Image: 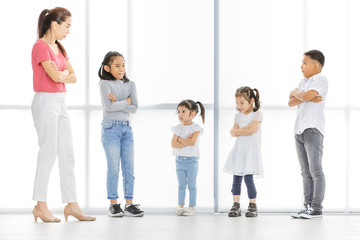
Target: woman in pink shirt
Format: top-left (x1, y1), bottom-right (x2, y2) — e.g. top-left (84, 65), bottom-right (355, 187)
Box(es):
top-left (31, 7), bottom-right (95, 222)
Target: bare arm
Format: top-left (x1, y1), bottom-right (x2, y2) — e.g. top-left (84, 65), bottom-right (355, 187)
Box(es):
top-left (288, 89), bottom-right (323, 107)
top-left (230, 121), bottom-right (261, 137)
top-left (62, 61), bottom-right (76, 83)
top-left (171, 134), bottom-right (185, 148)
top-left (290, 88), bottom-right (319, 102)
top-left (288, 96), bottom-right (304, 107)
top-left (178, 131), bottom-right (201, 146)
top-left (40, 60), bottom-right (76, 83)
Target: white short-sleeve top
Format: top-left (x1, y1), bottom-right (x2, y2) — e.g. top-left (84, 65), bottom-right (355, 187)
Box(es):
top-left (171, 123), bottom-right (203, 157)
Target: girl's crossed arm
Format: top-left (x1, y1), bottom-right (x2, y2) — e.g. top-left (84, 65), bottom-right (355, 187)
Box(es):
top-left (171, 131), bottom-right (201, 148)
top-left (107, 83), bottom-right (138, 114)
top-left (230, 121), bottom-right (261, 137)
top-left (100, 82), bottom-right (137, 113)
top-left (171, 134), bottom-right (184, 148)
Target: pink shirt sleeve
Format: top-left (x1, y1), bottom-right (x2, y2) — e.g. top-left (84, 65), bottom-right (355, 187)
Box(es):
top-left (33, 42), bottom-right (51, 65)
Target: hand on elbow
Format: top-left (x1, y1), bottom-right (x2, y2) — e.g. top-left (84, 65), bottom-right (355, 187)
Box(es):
top-left (230, 129), bottom-right (237, 137)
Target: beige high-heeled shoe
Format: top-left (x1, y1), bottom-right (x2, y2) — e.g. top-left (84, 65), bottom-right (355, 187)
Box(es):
top-left (32, 206), bottom-right (61, 223)
top-left (64, 204), bottom-right (96, 221)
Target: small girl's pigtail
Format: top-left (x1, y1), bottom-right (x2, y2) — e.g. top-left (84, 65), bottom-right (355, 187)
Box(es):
top-left (253, 88), bottom-right (261, 112)
top-left (196, 101), bottom-right (205, 124)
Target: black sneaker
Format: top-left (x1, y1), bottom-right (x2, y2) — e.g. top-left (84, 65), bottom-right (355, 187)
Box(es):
top-left (124, 204), bottom-right (144, 217)
top-left (291, 205), bottom-right (310, 218)
top-left (300, 207), bottom-right (323, 219)
top-left (245, 203), bottom-right (258, 217)
top-left (108, 204), bottom-right (124, 217)
top-left (228, 202), bottom-right (241, 217)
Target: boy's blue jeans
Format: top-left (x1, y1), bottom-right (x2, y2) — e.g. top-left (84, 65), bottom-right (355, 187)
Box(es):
top-left (295, 128), bottom-right (325, 211)
top-left (101, 120), bottom-right (135, 200)
top-left (176, 156), bottom-right (199, 207)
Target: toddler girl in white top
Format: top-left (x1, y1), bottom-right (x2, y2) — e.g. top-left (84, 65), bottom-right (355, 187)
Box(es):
top-left (171, 100), bottom-right (205, 216)
top-left (223, 87), bottom-right (263, 218)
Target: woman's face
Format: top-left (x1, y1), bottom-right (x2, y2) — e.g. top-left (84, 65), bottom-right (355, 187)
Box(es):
top-left (54, 17), bottom-right (72, 40)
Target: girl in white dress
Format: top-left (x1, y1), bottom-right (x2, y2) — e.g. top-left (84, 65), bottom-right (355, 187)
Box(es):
top-left (223, 87), bottom-right (263, 217)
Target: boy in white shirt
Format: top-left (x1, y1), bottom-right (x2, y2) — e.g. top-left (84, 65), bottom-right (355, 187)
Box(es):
top-left (288, 50), bottom-right (328, 219)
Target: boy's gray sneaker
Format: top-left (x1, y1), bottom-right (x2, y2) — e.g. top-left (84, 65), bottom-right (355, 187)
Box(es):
top-left (300, 207), bottom-right (323, 219)
top-left (228, 202), bottom-right (241, 217)
top-left (291, 205), bottom-right (310, 218)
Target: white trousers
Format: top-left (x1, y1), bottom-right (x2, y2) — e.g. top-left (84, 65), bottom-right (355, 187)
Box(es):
top-left (31, 92), bottom-right (77, 203)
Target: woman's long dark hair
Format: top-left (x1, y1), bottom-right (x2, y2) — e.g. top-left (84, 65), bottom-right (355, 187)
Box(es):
top-left (235, 86), bottom-right (261, 112)
top-left (177, 100), bottom-right (205, 124)
top-left (98, 51), bottom-right (129, 82)
top-left (37, 7), bottom-right (71, 58)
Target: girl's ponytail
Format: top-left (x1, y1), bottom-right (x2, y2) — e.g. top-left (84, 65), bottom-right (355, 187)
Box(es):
top-left (253, 88), bottom-right (261, 112)
top-left (196, 101), bottom-right (205, 124)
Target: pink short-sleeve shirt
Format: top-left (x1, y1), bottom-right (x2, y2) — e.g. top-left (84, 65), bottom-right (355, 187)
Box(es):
top-left (32, 39), bottom-right (69, 92)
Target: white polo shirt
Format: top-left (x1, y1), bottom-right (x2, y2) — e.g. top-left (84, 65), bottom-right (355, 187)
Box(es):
top-left (294, 73), bottom-right (329, 135)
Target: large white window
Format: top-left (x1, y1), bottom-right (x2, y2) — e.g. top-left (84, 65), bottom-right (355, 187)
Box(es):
top-left (0, 0), bottom-right (359, 212)
top-left (218, 0), bottom-right (358, 211)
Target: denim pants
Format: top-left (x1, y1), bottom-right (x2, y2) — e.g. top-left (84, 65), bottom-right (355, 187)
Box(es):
top-left (231, 175), bottom-right (257, 199)
top-left (295, 128), bottom-right (325, 210)
top-left (176, 156), bottom-right (199, 207)
top-left (101, 120), bottom-right (135, 200)
top-left (31, 92), bottom-right (77, 203)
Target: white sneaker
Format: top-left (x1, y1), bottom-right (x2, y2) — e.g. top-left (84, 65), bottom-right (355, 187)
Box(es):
top-left (176, 207), bottom-right (185, 216)
top-left (183, 208), bottom-right (195, 216)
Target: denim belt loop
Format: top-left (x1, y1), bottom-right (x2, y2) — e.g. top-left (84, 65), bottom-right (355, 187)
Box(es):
top-left (113, 120), bottom-right (129, 126)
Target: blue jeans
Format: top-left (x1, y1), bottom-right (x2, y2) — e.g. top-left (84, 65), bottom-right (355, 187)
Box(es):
top-left (295, 128), bottom-right (325, 210)
top-left (231, 175), bottom-right (257, 199)
top-left (176, 156), bottom-right (199, 207)
top-left (101, 120), bottom-right (135, 200)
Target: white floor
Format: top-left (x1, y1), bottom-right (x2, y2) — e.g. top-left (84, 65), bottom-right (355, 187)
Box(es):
top-left (1, 213), bottom-right (360, 240)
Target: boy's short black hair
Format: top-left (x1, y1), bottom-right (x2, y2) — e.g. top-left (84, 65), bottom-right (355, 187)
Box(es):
top-left (304, 50), bottom-right (325, 68)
